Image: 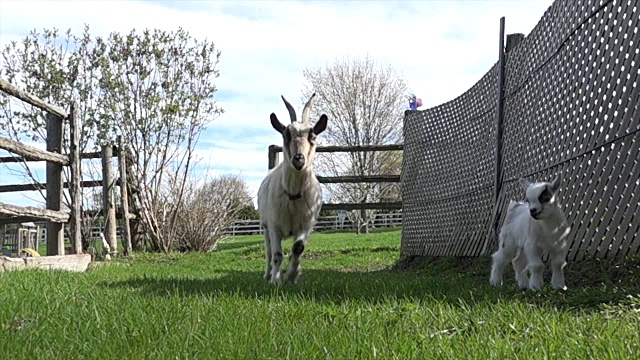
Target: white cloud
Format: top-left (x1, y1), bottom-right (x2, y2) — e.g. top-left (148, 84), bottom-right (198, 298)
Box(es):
top-left (0, 0), bottom-right (554, 206)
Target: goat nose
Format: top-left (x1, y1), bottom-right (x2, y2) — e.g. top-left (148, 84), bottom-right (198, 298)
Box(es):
top-left (292, 154), bottom-right (305, 169)
top-left (530, 208), bottom-right (538, 216)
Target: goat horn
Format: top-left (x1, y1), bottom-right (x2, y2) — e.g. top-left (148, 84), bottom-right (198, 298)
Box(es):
top-left (301, 93), bottom-right (316, 123)
top-left (281, 95), bottom-right (297, 123)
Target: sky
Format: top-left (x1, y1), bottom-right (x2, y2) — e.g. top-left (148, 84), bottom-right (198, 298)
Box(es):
top-left (0, 0), bottom-right (554, 208)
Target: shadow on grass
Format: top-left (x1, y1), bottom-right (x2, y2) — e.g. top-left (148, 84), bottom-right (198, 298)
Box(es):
top-left (217, 239), bottom-right (263, 251)
top-left (103, 258), bottom-right (640, 312)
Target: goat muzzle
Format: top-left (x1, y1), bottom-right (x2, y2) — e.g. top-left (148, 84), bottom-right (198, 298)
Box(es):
top-left (530, 209), bottom-right (541, 219)
top-left (292, 154), bottom-right (305, 170)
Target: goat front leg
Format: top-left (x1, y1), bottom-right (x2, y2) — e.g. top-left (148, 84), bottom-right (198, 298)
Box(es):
top-left (285, 232), bottom-right (309, 284)
top-left (524, 241), bottom-right (544, 291)
top-left (268, 228), bottom-right (284, 286)
top-left (550, 249), bottom-right (568, 290)
top-left (263, 228), bottom-right (272, 281)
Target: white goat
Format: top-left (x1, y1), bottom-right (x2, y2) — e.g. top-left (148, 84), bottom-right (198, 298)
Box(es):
top-left (489, 175), bottom-right (571, 291)
top-left (258, 93), bottom-right (328, 285)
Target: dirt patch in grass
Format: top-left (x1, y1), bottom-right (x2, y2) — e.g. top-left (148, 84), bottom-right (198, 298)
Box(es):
top-left (337, 264), bottom-right (390, 273)
top-left (304, 252), bottom-right (326, 260)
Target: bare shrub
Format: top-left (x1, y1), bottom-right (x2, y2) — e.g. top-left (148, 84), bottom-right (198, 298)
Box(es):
top-left (174, 174), bottom-right (252, 252)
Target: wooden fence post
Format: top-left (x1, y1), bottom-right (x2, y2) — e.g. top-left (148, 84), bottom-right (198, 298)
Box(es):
top-left (35, 224), bottom-right (40, 253)
top-left (46, 112), bottom-right (64, 256)
top-left (505, 33), bottom-right (524, 53)
top-left (123, 146), bottom-right (143, 251)
top-left (101, 144), bottom-right (118, 256)
top-left (268, 145), bottom-right (279, 170)
top-left (17, 228), bottom-right (23, 257)
top-left (69, 102), bottom-right (82, 254)
top-left (118, 136), bottom-right (132, 256)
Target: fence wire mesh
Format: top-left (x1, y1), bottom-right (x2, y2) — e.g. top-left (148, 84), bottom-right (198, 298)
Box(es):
top-left (402, 0), bottom-right (639, 260)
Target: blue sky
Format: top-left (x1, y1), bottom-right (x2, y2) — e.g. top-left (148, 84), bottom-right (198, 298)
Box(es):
top-left (0, 0), bottom-right (553, 207)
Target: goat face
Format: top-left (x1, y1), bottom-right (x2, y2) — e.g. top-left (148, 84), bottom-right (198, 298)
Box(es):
top-left (519, 175), bottom-right (562, 220)
top-left (269, 93), bottom-right (328, 171)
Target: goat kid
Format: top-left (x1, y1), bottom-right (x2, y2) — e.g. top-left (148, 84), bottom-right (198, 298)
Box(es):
top-left (490, 175), bottom-right (571, 291)
top-left (258, 93), bottom-right (328, 285)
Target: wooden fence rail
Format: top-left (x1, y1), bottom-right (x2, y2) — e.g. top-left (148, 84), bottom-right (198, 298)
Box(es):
top-left (0, 79), bottom-right (68, 118)
top-left (0, 148), bottom-right (118, 164)
top-left (0, 179), bottom-right (121, 193)
top-left (0, 136), bottom-right (70, 165)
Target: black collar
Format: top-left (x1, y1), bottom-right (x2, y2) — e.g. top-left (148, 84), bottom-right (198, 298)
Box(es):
top-left (284, 190), bottom-right (302, 201)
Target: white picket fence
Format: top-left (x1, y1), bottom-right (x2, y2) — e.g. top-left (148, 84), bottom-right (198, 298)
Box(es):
top-left (224, 212), bottom-right (403, 236)
top-left (21, 212), bottom-right (402, 244)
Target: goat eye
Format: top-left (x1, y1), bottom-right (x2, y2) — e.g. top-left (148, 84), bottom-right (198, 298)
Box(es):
top-left (539, 190), bottom-right (551, 203)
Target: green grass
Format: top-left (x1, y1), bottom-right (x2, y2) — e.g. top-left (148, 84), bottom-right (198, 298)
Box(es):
top-left (1, 230), bottom-right (638, 359)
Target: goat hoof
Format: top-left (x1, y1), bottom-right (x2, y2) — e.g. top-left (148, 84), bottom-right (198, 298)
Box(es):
top-left (285, 271), bottom-right (301, 284)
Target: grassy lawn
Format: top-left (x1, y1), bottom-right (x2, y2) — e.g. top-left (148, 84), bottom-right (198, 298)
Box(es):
top-left (1, 229), bottom-right (639, 359)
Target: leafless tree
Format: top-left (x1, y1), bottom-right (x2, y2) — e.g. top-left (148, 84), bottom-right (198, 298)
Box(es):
top-left (174, 174), bottom-right (252, 252)
top-left (301, 55), bottom-right (407, 233)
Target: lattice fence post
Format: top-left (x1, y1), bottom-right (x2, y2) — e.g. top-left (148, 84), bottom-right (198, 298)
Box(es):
top-left (482, 17), bottom-right (508, 256)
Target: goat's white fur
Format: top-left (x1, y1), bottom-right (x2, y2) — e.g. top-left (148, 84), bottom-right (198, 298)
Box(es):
top-left (490, 175), bottom-right (571, 291)
top-left (258, 94), bottom-right (327, 285)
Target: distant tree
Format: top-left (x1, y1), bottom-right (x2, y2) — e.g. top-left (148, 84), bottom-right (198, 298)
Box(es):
top-left (237, 204), bottom-right (260, 220)
top-left (302, 55), bottom-right (407, 233)
top-left (0, 26), bottom-right (223, 252)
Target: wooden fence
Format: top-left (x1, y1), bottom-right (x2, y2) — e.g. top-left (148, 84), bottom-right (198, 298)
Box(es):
top-left (0, 78), bottom-right (82, 256)
top-left (0, 78), bottom-right (135, 256)
top-left (267, 144), bottom-right (403, 211)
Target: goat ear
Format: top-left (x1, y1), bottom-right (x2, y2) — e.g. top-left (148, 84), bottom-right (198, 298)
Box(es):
top-left (270, 113), bottom-right (286, 134)
top-left (519, 178), bottom-right (531, 192)
top-left (313, 114), bottom-right (328, 135)
top-left (549, 174), bottom-right (562, 192)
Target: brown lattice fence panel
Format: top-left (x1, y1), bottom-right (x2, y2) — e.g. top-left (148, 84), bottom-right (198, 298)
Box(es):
top-left (402, 0), bottom-right (639, 260)
top-left (402, 65), bottom-right (498, 257)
